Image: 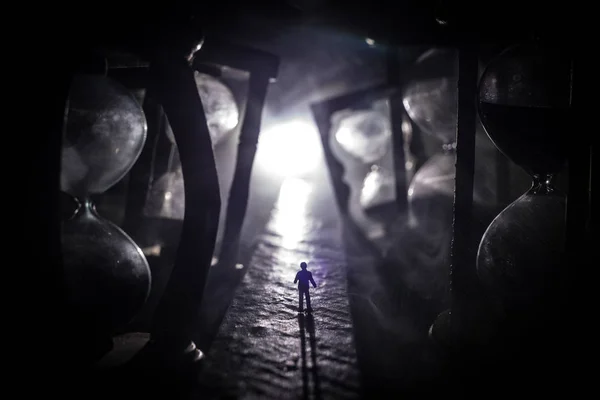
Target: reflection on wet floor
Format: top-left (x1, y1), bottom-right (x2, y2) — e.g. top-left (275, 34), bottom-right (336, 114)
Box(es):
top-left (197, 177), bottom-right (360, 399)
top-left (269, 177), bottom-right (313, 251)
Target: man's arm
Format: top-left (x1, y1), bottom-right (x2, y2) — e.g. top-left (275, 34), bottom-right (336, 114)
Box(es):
top-left (294, 272), bottom-right (299, 284)
top-left (309, 272), bottom-right (316, 288)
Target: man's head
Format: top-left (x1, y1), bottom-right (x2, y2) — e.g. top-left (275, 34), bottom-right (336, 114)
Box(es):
top-left (300, 262), bottom-right (307, 270)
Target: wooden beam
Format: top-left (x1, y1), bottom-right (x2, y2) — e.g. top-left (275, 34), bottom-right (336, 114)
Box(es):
top-left (193, 38), bottom-right (279, 79)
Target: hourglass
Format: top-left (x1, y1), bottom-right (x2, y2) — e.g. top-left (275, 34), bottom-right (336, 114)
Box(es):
top-left (164, 71), bottom-right (240, 148)
top-left (476, 41), bottom-right (572, 327)
top-left (401, 49), bottom-right (458, 277)
top-left (398, 47), bottom-right (499, 312)
top-left (398, 48), bottom-right (487, 299)
top-left (60, 72), bottom-right (151, 360)
top-left (332, 104), bottom-right (396, 222)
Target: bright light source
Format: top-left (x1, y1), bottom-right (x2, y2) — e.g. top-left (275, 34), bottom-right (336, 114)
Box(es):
top-left (365, 38), bottom-right (376, 46)
top-left (257, 120), bottom-right (320, 177)
top-left (270, 177), bottom-right (313, 250)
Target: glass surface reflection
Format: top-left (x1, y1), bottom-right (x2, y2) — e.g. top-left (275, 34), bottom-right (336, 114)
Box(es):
top-left (62, 74), bottom-right (147, 197)
top-left (144, 167), bottom-right (185, 219)
top-left (334, 109), bottom-right (391, 163)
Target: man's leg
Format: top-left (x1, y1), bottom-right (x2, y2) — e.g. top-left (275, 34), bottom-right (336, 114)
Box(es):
top-left (299, 290), bottom-right (304, 311)
top-left (305, 290), bottom-right (312, 311)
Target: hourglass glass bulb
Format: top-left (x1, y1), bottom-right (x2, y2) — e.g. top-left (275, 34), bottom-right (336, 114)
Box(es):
top-left (165, 72), bottom-right (239, 147)
top-left (61, 74), bottom-right (147, 197)
top-left (478, 42), bottom-right (572, 177)
top-left (61, 197), bottom-right (151, 335)
top-left (333, 109), bottom-right (391, 163)
top-left (402, 48), bottom-right (458, 145)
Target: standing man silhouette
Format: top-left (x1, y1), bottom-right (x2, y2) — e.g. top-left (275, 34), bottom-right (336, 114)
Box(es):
top-left (294, 262), bottom-right (317, 312)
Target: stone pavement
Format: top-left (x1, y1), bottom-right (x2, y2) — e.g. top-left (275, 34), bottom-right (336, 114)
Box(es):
top-left (90, 175), bottom-right (448, 398)
top-left (196, 177), bottom-right (361, 399)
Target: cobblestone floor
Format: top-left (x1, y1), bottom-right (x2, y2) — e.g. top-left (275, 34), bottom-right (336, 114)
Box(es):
top-left (197, 177), bottom-right (361, 399)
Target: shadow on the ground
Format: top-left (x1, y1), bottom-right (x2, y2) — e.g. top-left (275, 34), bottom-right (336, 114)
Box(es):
top-left (298, 313), bottom-right (322, 400)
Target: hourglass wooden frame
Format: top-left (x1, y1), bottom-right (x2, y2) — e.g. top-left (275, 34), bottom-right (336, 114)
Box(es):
top-left (429, 42), bottom-right (589, 356)
top-left (46, 34), bottom-right (280, 366)
top-left (123, 38), bottom-right (278, 356)
top-left (117, 39), bottom-right (279, 269)
top-left (315, 87), bottom-right (415, 257)
top-left (309, 51), bottom-right (422, 255)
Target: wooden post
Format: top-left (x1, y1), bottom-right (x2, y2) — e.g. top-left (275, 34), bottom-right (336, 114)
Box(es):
top-left (191, 39), bottom-right (279, 267)
top-left (448, 45), bottom-right (479, 338)
top-left (311, 102), bottom-right (351, 215)
top-left (387, 49), bottom-right (409, 211)
top-left (218, 72), bottom-right (270, 266)
top-left (148, 51), bottom-right (221, 350)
